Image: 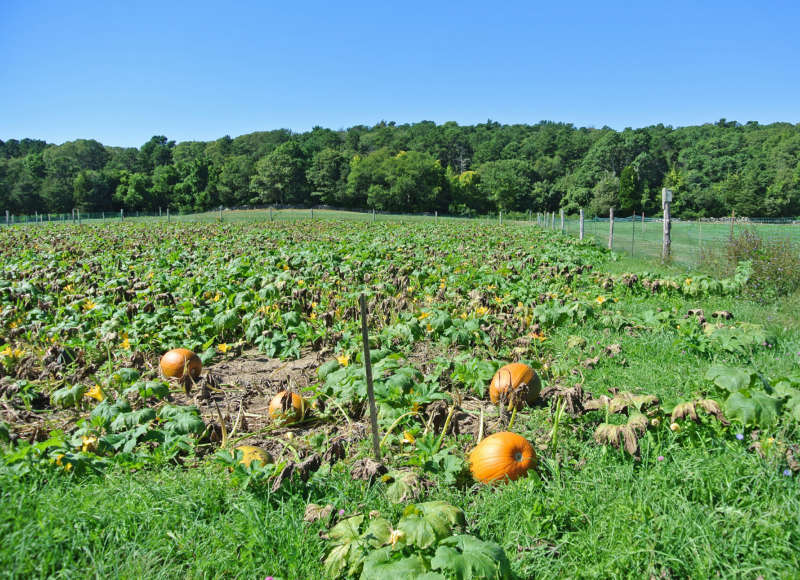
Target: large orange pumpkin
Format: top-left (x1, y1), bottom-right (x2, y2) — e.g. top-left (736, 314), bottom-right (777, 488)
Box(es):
top-left (160, 348), bottom-right (202, 381)
top-left (489, 362), bottom-right (541, 408)
top-left (469, 431), bottom-right (536, 483)
top-left (268, 391), bottom-right (306, 425)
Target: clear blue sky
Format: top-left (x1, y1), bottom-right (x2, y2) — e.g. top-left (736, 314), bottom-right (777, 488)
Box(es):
top-left (1, 0), bottom-right (798, 147)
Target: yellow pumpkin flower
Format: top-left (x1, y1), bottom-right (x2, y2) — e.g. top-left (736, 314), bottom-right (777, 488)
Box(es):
top-left (85, 384), bottom-right (105, 402)
top-left (475, 306), bottom-right (489, 317)
top-left (83, 299), bottom-right (97, 311)
top-left (217, 343), bottom-right (230, 353)
top-left (418, 311), bottom-right (431, 320)
top-left (337, 354), bottom-right (350, 367)
top-left (595, 296), bottom-right (606, 305)
top-left (403, 431), bottom-right (416, 445)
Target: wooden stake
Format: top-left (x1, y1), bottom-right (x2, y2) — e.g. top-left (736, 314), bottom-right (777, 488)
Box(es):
top-left (359, 293), bottom-right (382, 460)
top-left (579, 208), bottom-right (584, 240)
top-left (608, 207), bottom-right (614, 249)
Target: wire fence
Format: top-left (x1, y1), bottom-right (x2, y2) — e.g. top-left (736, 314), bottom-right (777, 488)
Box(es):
top-left (4, 206), bottom-right (800, 269)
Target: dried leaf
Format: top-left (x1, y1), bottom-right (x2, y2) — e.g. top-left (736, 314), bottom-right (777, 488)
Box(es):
top-left (351, 458), bottom-right (388, 482)
top-left (620, 425), bottom-right (638, 455)
top-left (627, 413), bottom-right (648, 436)
top-left (696, 398), bottom-right (729, 425)
top-left (671, 401), bottom-right (698, 423)
top-left (304, 503), bottom-right (334, 523)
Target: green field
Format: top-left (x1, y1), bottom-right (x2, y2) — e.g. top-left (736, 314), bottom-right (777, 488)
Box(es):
top-left (1, 218), bottom-right (798, 578)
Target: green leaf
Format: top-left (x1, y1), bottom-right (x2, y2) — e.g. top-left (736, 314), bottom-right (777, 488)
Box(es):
top-left (110, 408), bottom-right (156, 432)
top-left (363, 518), bottom-right (392, 547)
top-left (705, 365), bottom-right (756, 392)
top-left (318, 359), bottom-right (340, 380)
top-left (360, 548), bottom-right (429, 579)
top-left (431, 535), bottom-right (513, 580)
top-left (397, 502), bottom-right (466, 550)
top-left (50, 384), bottom-right (87, 408)
top-left (724, 390), bottom-right (781, 427)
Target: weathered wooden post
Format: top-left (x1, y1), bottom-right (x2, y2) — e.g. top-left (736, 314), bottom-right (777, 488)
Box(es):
top-left (608, 207), bottom-right (614, 249)
top-left (551, 211), bottom-right (555, 230)
top-left (662, 187), bottom-right (673, 261)
top-left (310, 207), bottom-right (314, 219)
top-left (120, 208), bottom-right (124, 221)
top-left (102, 211), bottom-right (105, 222)
top-left (729, 210), bottom-right (735, 241)
top-left (159, 207), bottom-right (162, 217)
top-left (77, 208), bottom-right (81, 225)
top-left (167, 208), bottom-right (171, 223)
top-left (372, 209), bottom-right (376, 223)
top-left (359, 293), bottom-right (382, 460)
top-left (631, 211), bottom-right (636, 256)
top-left (218, 206), bottom-right (222, 222)
top-left (435, 210), bottom-right (438, 222)
top-left (499, 211), bottom-right (502, 225)
top-left (5, 210), bottom-right (8, 226)
top-left (560, 209), bottom-right (564, 232)
top-left (579, 208), bottom-right (585, 240)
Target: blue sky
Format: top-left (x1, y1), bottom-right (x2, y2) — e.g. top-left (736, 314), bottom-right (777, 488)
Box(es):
top-left (1, 0), bottom-right (798, 147)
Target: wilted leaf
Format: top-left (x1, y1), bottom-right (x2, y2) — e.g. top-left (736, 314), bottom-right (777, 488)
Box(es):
top-left (304, 503), bottom-right (333, 523)
top-left (385, 470), bottom-right (421, 504)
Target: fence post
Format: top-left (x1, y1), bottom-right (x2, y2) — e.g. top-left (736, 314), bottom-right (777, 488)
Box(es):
top-left (499, 211), bottom-right (502, 225)
top-left (372, 209), bottom-right (376, 223)
top-left (159, 207), bottom-right (162, 217)
top-left (579, 208), bottom-right (584, 240)
top-left (102, 211), bottom-right (105, 222)
top-left (642, 212), bottom-right (645, 233)
top-left (435, 210), bottom-right (438, 222)
top-left (269, 207), bottom-right (273, 221)
top-left (698, 218), bottom-right (702, 263)
top-left (631, 211), bottom-right (636, 257)
top-left (78, 209), bottom-right (81, 225)
top-left (310, 207), bottom-right (314, 219)
top-left (5, 210), bottom-right (8, 226)
top-left (560, 209), bottom-right (564, 232)
top-left (662, 196), bottom-right (672, 261)
top-left (729, 210), bottom-right (735, 241)
top-left (218, 206), bottom-right (222, 222)
top-left (608, 207), bottom-right (614, 249)
top-left (167, 208), bottom-right (170, 223)
top-left (528, 209), bottom-right (531, 222)
top-left (121, 209), bottom-right (124, 221)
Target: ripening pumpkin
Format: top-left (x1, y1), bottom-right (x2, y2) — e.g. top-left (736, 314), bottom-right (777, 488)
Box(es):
top-left (268, 391), bottom-right (306, 425)
top-left (489, 362), bottom-right (541, 408)
top-left (160, 348), bottom-right (202, 381)
top-left (235, 445), bottom-right (273, 468)
top-left (469, 431), bottom-right (536, 483)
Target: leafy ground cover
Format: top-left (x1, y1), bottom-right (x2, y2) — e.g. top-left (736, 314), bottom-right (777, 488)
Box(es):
top-left (1, 219), bottom-right (798, 578)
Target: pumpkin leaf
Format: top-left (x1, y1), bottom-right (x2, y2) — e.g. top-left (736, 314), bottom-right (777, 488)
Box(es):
top-left (397, 502), bottom-right (466, 549)
top-left (431, 534), bottom-right (513, 580)
top-left (705, 365), bottom-right (756, 392)
top-left (360, 548), bottom-right (429, 579)
top-left (385, 470), bottom-right (421, 504)
top-left (723, 390), bottom-right (781, 427)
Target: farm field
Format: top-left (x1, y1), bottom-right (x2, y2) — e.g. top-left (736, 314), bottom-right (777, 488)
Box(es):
top-left (1, 218), bottom-right (799, 579)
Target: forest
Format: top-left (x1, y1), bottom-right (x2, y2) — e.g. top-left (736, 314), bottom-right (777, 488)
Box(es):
top-left (1, 119), bottom-right (799, 218)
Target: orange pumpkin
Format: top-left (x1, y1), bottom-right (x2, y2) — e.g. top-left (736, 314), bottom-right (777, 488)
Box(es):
top-left (489, 362), bottom-right (541, 408)
top-left (469, 431), bottom-right (536, 483)
top-left (160, 348), bottom-right (202, 381)
top-left (268, 391), bottom-right (306, 425)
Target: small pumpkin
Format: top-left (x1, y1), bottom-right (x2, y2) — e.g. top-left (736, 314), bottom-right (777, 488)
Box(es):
top-left (268, 390), bottom-right (306, 425)
top-left (469, 431), bottom-right (536, 484)
top-left (489, 362), bottom-right (541, 408)
top-left (160, 348), bottom-right (202, 381)
top-left (235, 445), bottom-right (273, 468)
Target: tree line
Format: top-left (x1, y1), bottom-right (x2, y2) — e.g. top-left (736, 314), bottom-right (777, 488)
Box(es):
top-left (1, 119), bottom-right (799, 218)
